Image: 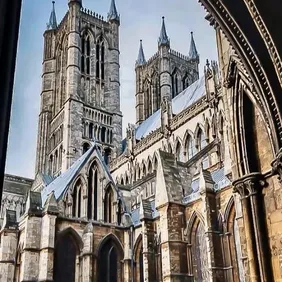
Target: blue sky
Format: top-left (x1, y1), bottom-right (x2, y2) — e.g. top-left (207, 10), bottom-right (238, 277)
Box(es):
top-left (5, 0), bottom-right (217, 179)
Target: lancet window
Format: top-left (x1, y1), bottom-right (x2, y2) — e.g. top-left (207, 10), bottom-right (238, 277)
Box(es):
top-left (96, 37), bottom-right (105, 80)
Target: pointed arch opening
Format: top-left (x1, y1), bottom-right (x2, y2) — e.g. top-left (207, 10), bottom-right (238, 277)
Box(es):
top-left (104, 185), bottom-right (114, 223)
top-left (96, 37), bottom-right (105, 81)
top-left (186, 134), bottom-right (196, 160)
top-left (97, 235), bottom-right (124, 282)
top-left (175, 140), bottom-right (184, 162)
top-left (54, 229), bottom-right (82, 282)
top-left (88, 162), bottom-right (99, 220)
top-left (72, 178), bottom-right (83, 218)
top-left (134, 235), bottom-right (144, 282)
top-left (189, 216), bottom-right (208, 282)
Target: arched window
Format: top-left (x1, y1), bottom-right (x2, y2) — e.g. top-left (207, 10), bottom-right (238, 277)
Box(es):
top-left (88, 163), bottom-right (98, 220)
top-left (89, 123), bottom-right (94, 139)
top-left (117, 200), bottom-right (122, 225)
top-left (54, 230), bottom-right (81, 282)
top-left (155, 234), bottom-right (162, 281)
top-left (81, 33), bottom-right (90, 75)
top-left (101, 127), bottom-right (106, 143)
top-left (49, 155), bottom-right (53, 175)
top-left (83, 143), bottom-right (90, 154)
top-left (176, 141), bottom-right (184, 162)
top-left (226, 202), bottom-right (242, 282)
top-left (96, 37), bottom-right (105, 80)
top-left (182, 72), bottom-right (190, 90)
top-left (72, 179), bottom-right (83, 217)
top-left (172, 69), bottom-right (179, 98)
top-left (187, 135), bottom-right (196, 160)
top-left (152, 74), bottom-right (160, 113)
top-left (191, 220), bottom-right (208, 281)
top-left (147, 160), bottom-right (153, 174)
top-left (58, 146), bottom-right (63, 169)
top-left (54, 150), bottom-right (58, 173)
top-left (104, 186), bottom-right (114, 223)
top-left (98, 238), bottom-right (123, 282)
top-left (197, 129), bottom-right (207, 151)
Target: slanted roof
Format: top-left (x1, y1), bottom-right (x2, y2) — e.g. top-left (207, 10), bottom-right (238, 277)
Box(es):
top-left (41, 143), bottom-right (97, 205)
top-left (135, 76), bottom-right (205, 140)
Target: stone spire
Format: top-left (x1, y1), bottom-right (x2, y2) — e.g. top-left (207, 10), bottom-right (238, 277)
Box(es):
top-left (189, 32), bottom-right (199, 61)
top-left (136, 40), bottom-right (146, 67)
top-left (158, 17), bottom-right (170, 47)
top-left (47, 1), bottom-right (57, 30)
top-left (108, 0), bottom-right (120, 22)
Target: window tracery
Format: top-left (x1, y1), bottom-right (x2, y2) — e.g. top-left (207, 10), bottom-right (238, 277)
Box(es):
top-left (96, 37), bottom-right (105, 80)
top-left (104, 186), bottom-right (114, 223)
top-left (88, 163), bottom-right (98, 220)
top-left (187, 135), bottom-right (196, 160)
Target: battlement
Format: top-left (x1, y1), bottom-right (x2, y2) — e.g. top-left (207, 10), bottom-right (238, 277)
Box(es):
top-left (169, 49), bottom-right (190, 61)
top-left (80, 7), bottom-right (108, 24)
top-left (145, 51), bottom-right (160, 66)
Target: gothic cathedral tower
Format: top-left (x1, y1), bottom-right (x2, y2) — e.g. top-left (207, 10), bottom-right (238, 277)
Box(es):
top-left (135, 17), bottom-right (199, 125)
top-left (35, 0), bottom-right (122, 177)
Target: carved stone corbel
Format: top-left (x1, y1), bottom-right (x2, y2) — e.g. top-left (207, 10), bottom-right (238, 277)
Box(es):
top-left (271, 148), bottom-right (282, 183)
top-left (233, 172), bottom-right (266, 198)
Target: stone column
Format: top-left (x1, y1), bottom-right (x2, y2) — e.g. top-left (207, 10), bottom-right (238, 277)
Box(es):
top-left (38, 214), bottom-right (57, 281)
top-left (158, 204), bottom-right (189, 282)
top-left (82, 223), bottom-right (94, 282)
top-left (141, 220), bottom-right (156, 282)
top-left (0, 210), bottom-right (18, 282)
top-left (233, 173), bottom-right (272, 282)
top-left (123, 228), bottom-right (132, 282)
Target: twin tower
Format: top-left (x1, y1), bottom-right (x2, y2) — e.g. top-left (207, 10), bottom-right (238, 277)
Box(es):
top-left (35, 0), bottom-right (200, 177)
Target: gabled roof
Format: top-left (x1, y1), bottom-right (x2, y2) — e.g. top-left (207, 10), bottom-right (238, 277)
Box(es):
top-left (135, 76), bottom-right (205, 140)
top-left (41, 142), bottom-right (97, 205)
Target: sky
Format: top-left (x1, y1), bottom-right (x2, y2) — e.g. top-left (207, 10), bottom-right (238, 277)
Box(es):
top-left (5, 0), bottom-right (218, 179)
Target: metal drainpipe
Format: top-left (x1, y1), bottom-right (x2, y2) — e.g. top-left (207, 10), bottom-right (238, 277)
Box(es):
top-left (130, 225), bottom-right (134, 282)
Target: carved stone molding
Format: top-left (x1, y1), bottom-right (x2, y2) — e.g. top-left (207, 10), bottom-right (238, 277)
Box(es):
top-left (233, 172), bottom-right (266, 198)
top-left (271, 148), bottom-right (282, 183)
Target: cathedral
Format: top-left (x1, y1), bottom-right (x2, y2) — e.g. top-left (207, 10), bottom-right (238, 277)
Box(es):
top-left (1, 0), bottom-right (282, 282)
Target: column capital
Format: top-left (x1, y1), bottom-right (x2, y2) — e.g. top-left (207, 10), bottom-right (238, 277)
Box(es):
top-left (271, 148), bottom-right (282, 183)
top-left (233, 172), bottom-right (266, 198)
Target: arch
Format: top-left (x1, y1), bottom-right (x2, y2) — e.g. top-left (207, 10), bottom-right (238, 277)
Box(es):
top-left (104, 185), bottom-right (115, 223)
top-left (88, 160), bottom-right (101, 220)
top-left (186, 210), bottom-right (205, 243)
top-left (147, 158), bottom-right (153, 174)
top-left (175, 138), bottom-right (185, 162)
top-left (97, 233), bottom-right (124, 282)
top-left (171, 68), bottom-right (181, 98)
top-left (54, 227), bottom-right (83, 282)
top-left (185, 133), bottom-right (196, 160)
top-left (96, 36), bottom-right (106, 81)
top-left (204, 118), bottom-right (211, 143)
top-left (134, 234), bottom-right (144, 282)
top-left (71, 177), bottom-right (86, 218)
top-left (83, 142), bottom-right (90, 154)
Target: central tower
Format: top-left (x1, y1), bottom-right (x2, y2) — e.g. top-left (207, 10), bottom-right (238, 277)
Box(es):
top-left (35, 0), bottom-right (122, 177)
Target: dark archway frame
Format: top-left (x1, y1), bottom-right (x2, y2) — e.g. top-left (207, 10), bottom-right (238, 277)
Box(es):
top-left (200, 0), bottom-right (282, 153)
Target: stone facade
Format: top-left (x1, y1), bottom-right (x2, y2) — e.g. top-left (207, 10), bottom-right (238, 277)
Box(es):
top-left (1, 1), bottom-right (282, 282)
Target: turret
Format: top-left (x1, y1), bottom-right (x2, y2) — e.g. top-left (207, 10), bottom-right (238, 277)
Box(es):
top-left (189, 32), bottom-right (199, 63)
top-left (158, 17), bottom-right (171, 100)
top-left (136, 40), bottom-right (146, 67)
top-left (158, 16), bottom-right (170, 48)
top-left (108, 0), bottom-right (120, 24)
top-left (47, 1), bottom-right (57, 30)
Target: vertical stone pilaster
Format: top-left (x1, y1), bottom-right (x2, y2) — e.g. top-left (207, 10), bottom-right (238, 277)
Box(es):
top-left (20, 216), bottom-right (42, 281)
top-left (158, 204), bottom-right (189, 282)
top-left (82, 223), bottom-right (94, 282)
top-left (233, 173), bottom-right (272, 282)
top-left (0, 210), bottom-right (18, 282)
top-left (38, 210), bottom-right (57, 282)
top-left (159, 46), bottom-right (171, 100)
top-left (141, 220), bottom-right (155, 282)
